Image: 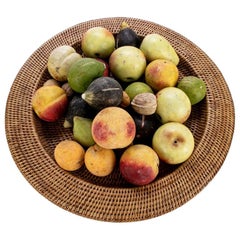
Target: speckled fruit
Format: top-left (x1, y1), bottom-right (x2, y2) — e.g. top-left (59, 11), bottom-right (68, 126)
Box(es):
top-left (91, 107), bottom-right (136, 149)
top-left (119, 144), bottom-right (159, 186)
top-left (152, 122), bottom-right (195, 164)
top-left (84, 144), bottom-right (116, 177)
top-left (109, 46), bottom-right (146, 82)
top-left (145, 59), bottom-right (179, 91)
top-left (81, 27), bottom-right (115, 59)
top-left (177, 76), bottom-right (207, 105)
top-left (54, 140), bottom-right (85, 171)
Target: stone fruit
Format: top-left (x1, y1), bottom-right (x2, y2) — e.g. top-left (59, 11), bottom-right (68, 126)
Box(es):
top-left (119, 144), bottom-right (159, 186)
top-left (177, 76), bottom-right (207, 105)
top-left (84, 144), bottom-right (116, 177)
top-left (32, 85), bottom-right (68, 122)
top-left (47, 45), bottom-right (82, 81)
top-left (115, 21), bottom-right (141, 48)
top-left (156, 87), bottom-right (191, 124)
top-left (81, 76), bottom-right (123, 110)
top-left (124, 81), bottom-right (153, 101)
top-left (140, 33), bottom-right (179, 65)
top-left (92, 107), bottom-right (136, 149)
top-left (152, 122), bottom-right (194, 164)
top-left (67, 58), bottom-right (105, 93)
top-left (61, 82), bottom-right (74, 97)
top-left (81, 27), bottom-right (115, 59)
top-left (73, 116), bottom-right (95, 147)
top-left (63, 95), bottom-right (96, 128)
top-left (131, 92), bottom-right (157, 115)
top-left (54, 140), bottom-right (85, 171)
top-left (145, 59), bottom-right (179, 91)
top-left (109, 46), bottom-right (146, 82)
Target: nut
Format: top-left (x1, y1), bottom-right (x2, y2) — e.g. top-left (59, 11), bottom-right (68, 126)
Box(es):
top-left (43, 79), bottom-right (59, 87)
top-left (62, 82), bottom-right (74, 97)
top-left (120, 91), bottom-right (131, 108)
top-left (131, 92), bottom-right (157, 115)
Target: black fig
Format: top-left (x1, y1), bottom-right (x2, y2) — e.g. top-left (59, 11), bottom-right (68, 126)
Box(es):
top-left (131, 111), bottom-right (161, 144)
top-left (116, 22), bottom-right (141, 48)
top-left (63, 94), bottom-right (96, 128)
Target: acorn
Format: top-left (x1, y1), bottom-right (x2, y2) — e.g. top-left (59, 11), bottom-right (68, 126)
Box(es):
top-left (116, 22), bottom-right (141, 48)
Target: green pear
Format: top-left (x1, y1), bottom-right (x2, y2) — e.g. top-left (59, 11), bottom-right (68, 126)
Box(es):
top-left (73, 116), bottom-right (95, 147)
top-left (156, 87), bottom-right (191, 124)
top-left (140, 33), bottom-right (179, 65)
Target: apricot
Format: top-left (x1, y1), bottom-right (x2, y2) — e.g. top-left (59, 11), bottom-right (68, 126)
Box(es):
top-left (32, 85), bottom-right (68, 122)
top-left (91, 107), bottom-right (136, 149)
top-left (119, 144), bottom-right (159, 186)
top-left (84, 144), bottom-right (116, 177)
top-left (145, 59), bottom-right (179, 91)
top-left (54, 140), bottom-right (85, 171)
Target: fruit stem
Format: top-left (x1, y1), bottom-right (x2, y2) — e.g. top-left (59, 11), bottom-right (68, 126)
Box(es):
top-left (141, 115), bottom-right (145, 128)
top-left (120, 21), bottom-right (129, 30)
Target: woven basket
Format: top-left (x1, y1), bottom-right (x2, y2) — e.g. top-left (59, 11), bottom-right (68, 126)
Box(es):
top-left (5, 17), bottom-right (234, 222)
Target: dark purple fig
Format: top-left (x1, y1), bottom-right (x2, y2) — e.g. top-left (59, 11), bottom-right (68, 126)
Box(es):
top-left (116, 22), bottom-right (141, 48)
top-left (63, 94), bottom-right (96, 128)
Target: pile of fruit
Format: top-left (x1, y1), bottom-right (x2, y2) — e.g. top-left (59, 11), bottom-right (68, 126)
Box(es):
top-left (32, 22), bottom-right (206, 186)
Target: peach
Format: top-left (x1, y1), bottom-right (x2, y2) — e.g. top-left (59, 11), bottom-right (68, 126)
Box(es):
top-left (145, 59), bottom-right (179, 91)
top-left (32, 85), bottom-right (68, 122)
top-left (91, 107), bottom-right (136, 149)
top-left (119, 144), bottom-right (159, 186)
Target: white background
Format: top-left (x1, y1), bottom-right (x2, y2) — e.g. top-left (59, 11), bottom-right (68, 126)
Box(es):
top-left (1, 0), bottom-right (239, 239)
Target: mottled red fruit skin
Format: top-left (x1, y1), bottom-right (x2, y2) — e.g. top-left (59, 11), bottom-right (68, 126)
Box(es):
top-left (40, 95), bottom-right (68, 122)
top-left (91, 107), bottom-right (136, 149)
top-left (120, 161), bottom-right (156, 185)
top-left (119, 144), bottom-right (159, 186)
top-left (32, 86), bottom-right (68, 122)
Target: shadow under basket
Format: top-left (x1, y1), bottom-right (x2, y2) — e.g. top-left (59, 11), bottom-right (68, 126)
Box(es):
top-left (5, 17), bottom-right (235, 222)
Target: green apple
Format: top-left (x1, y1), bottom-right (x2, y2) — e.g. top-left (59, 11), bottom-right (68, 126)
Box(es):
top-left (140, 33), bottom-right (179, 65)
top-left (156, 87), bottom-right (191, 124)
top-left (109, 46), bottom-right (146, 82)
top-left (177, 76), bottom-right (207, 105)
top-left (152, 122), bottom-right (194, 164)
top-left (81, 27), bottom-right (115, 59)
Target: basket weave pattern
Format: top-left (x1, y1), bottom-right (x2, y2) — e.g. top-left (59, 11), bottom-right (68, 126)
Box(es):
top-left (5, 17), bottom-right (234, 222)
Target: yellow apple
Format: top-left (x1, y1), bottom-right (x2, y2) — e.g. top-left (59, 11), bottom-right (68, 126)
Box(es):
top-left (152, 122), bottom-right (194, 164)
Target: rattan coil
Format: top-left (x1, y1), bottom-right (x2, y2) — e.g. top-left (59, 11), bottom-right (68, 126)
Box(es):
top-left (5, 17), bottom-right (234, 222)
